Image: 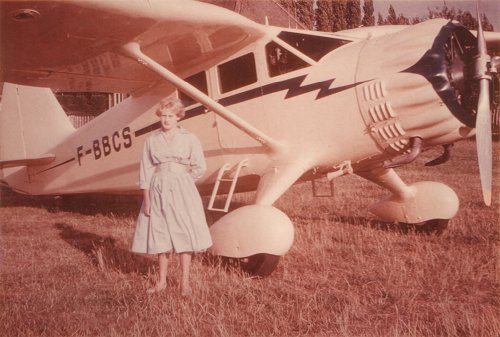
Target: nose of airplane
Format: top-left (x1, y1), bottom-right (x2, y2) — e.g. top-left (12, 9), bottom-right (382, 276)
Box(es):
top-left (354, 20), bottom-right (478, 155)
top-left (404, 21), bottom-right (493, 129)
top-left (355, 18), bottom-right (497, 205)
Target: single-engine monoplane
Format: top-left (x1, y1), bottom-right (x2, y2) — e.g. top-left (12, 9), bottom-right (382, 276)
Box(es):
top-left (1, 0), bottom-right (499, 275)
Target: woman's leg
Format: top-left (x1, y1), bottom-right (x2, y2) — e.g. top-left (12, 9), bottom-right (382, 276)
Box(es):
top-left (147, 252), bottom-right (168, 294)
top-left (180, 252), bottom-right (193, 297)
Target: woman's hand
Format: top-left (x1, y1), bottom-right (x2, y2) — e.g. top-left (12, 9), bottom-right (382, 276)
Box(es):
top-left (144, 202), bottom-right (151, 217)
top-left (143, 189), bottom-right (151, 217)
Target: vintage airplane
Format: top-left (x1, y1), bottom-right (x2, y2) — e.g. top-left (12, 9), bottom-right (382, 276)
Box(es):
top-left (1, 0), bottom-right (499, 275)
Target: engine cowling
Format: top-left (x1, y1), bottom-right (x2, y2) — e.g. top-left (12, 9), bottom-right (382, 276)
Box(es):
top-left (355, 19), bottom-right (486, 158)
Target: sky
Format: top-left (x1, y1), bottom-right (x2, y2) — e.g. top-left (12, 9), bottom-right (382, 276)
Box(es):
top-left (372, 0), bottom-right (500, 31)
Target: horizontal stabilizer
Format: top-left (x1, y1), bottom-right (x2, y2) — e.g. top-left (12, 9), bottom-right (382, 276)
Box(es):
top-left (0, 154), bottom-right (55, 169)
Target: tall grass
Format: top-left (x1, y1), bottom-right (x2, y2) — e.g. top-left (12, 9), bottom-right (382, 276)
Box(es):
top-left (1, 140), bottom-right (499, 337)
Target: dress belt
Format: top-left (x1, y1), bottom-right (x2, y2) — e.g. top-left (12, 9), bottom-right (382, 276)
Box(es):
top-left (155, 162), bottom-right (189, 174)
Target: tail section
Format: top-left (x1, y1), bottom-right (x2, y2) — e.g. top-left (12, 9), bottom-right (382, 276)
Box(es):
top-left (0, 82), bottom-right (75, 168)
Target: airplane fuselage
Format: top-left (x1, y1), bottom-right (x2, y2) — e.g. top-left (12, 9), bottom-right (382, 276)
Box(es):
top-left (2, 19), bottom-right (476, 204)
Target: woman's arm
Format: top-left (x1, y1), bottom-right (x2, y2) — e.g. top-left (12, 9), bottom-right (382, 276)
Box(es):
top-left (139, 137), bottom-right (155, 189)
top-left (139, 137), bottom-right (154, 216)
top-left (189, 134), bottom-right (207, 180)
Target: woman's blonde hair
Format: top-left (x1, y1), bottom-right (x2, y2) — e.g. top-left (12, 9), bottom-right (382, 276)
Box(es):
top-left (155, 94), bottom-right (186, 119)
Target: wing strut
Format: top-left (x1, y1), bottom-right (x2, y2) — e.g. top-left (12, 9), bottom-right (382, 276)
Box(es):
top-left (121, 42), bottom-right (284, 153)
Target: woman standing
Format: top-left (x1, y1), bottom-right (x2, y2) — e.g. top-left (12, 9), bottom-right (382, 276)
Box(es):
top-left (131, 95), bottom-right (212, 296)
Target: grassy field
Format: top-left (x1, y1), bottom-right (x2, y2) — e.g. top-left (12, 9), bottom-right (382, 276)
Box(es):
top-left (1, 140), bottom-right (499, 337)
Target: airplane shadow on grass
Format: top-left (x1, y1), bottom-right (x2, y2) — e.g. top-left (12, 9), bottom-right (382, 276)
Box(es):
top-left (54, 221), bottom-right (247, 278)
top-left (293, 213), bottom-right (448, 235)
top-left (1, 186), bottom-right (142, 216)
top-left (55, 222), bottom-right (155, 275)
top-left (2, 186), bottom-right (242, 220)
top-left (4, 186), bottom-right (446, 236)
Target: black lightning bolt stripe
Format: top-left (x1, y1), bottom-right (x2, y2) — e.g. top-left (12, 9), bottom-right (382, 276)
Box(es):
top-left (134, 121), bottom-right (161, 138)
top-left (37, 157), bottom-right (75, 174)
top-left (134, 75), bottom-right (363, 137)
top-left (219, 74), bottom-right (360, 106)
top-left (262, 75), bottom-right (361, 100)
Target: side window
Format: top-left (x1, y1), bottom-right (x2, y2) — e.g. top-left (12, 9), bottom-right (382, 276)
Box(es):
top-left (178, 71), bottom-right (208, 106)
top-left (266, 42), bottom-right (308, 77)
top-left (218, 53), bottom-right (257, 93)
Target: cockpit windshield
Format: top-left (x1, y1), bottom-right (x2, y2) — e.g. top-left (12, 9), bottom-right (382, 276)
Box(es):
top-left (266, 42), bottom-right (309, 77)
top-left (266, 31), bottom-right (351, 77)
top-left (278, 31), bottom-right (351, 62)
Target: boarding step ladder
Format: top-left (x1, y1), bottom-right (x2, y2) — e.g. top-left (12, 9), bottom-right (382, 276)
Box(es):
top-left (208, 159), bottom-right (249, 212)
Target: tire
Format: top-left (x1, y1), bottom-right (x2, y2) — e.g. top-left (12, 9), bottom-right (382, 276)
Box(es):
top-left (413, 218), bottom-right (449, 235)
top-left (239, 253), bottom-right (280, 277)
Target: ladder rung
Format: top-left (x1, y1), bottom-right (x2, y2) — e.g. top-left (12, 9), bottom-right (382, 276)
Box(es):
top-left (207, 159), bottom-right (248, 212)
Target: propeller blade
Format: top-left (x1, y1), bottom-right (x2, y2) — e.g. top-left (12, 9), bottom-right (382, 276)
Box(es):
top-left (476, 79), bottom-right (492, 206)
top-left (476, 2), bottom-right (487, 55)
top-left (474, 2), bottom-right (493, 206)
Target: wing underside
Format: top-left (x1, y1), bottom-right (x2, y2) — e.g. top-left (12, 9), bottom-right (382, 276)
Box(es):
top-left (0, 0), bottom-right (266, 93)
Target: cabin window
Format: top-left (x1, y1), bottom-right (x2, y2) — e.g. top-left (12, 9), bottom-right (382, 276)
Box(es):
top-left (218, 53), bottom-right (257, 93)
top-left (266, 42), bottom-right (308, 77)
top-left (178, 71), bottom-right (208, 107)
top-left (278, 31), bottom-right (351, 61)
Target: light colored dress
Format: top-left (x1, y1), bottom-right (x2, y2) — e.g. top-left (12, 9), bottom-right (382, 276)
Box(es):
top-left (131, 127), bottom-right (212, 254)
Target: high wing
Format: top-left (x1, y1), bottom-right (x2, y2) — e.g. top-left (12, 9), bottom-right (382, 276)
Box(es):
top-left (0, 0), bottom-right (267, 93)
top-left (334, 26), bottom-right (500, 53)
top-left (483, 31), bottom-right (500, 53)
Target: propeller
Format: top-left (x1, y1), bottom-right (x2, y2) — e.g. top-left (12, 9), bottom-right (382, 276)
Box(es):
top-left (474, 3), bottom-right (493, 206)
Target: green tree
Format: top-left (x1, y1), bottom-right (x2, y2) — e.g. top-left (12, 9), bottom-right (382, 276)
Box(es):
top-left (346, 0), bottom-right (362, 29)
top-left (386, 4), bottom-right (397, 25)
top-left (362, 0), bottom-right (375, 27)
top-left (411, 16), bottom-right (423, 24)
top-left (295, 0), bottom-right (315, 29)
top-left (377, 12), bottom-right (385, 25)
top-left (427, 4), bottom-right (455, 20)
top-left (331, 0), bottom-right (347, 32)
top-left (481, 14), bottom-right (494, 31)
top-left (397, 13), bottom-right (410, 25)
top-left (278, 0), bottom-right (315, 29)
top-left (315, 0), bottom-right (334, 31)
top-left (426, 6), bottom-right (494, 31)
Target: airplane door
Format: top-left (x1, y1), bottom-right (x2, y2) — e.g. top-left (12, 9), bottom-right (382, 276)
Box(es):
top-left (212, 52), bottom-right (264, 150)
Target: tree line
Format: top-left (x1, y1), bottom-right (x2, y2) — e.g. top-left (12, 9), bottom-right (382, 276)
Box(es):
top-left (278, 0), bottom-right (494, 32)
